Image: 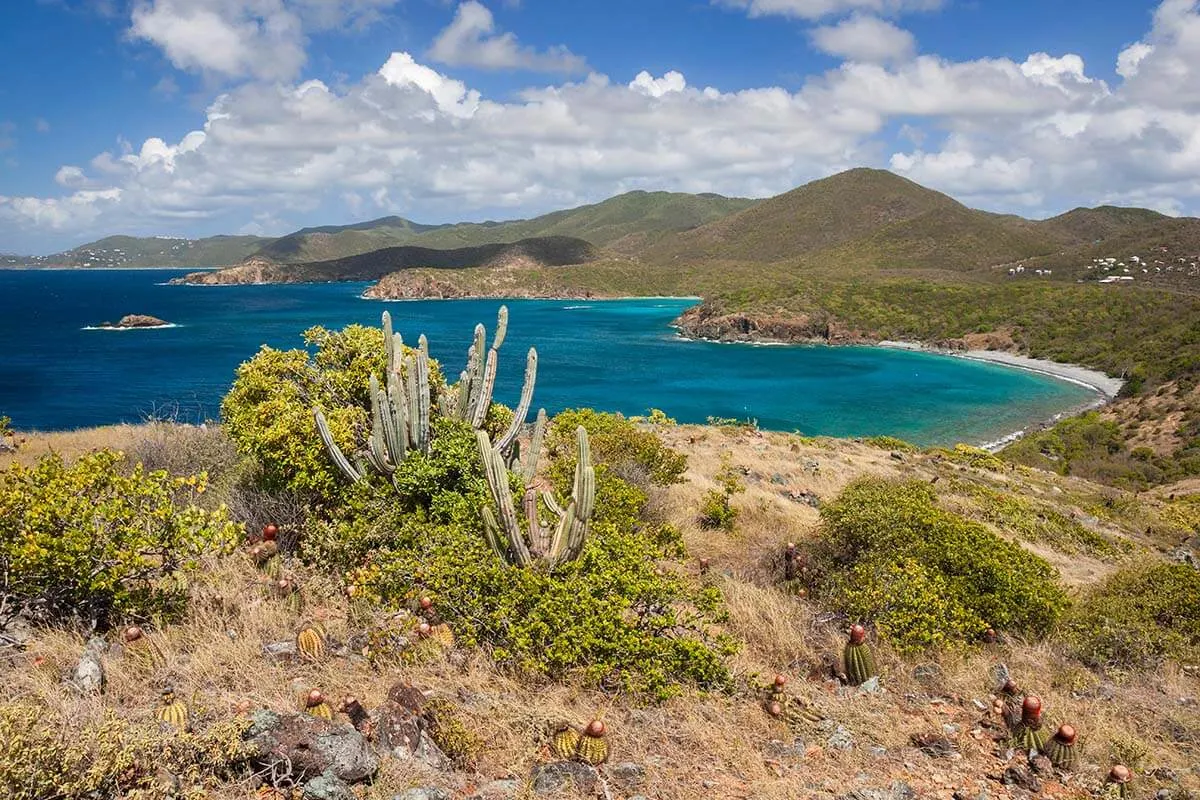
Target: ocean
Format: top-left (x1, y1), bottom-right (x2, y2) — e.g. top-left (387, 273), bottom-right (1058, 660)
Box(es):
top-left (0, 269), bottom-right (1098, 446)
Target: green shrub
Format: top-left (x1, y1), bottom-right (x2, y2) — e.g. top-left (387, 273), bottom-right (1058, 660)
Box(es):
top-left (221, 324), bottom-right (445, 500)
top-left (697, 452), bottom-right (744, 532)
top-left (862, 435), bottom-right (919, 453)
top-left (0, 451), bottom-right (240, 628)
top-left (811, 478), bottom-right (1067, 651)
top-left (547, 408), bottom-right (687, 487)
top-left (345, 464), bottom-right (733, 699)
top-left (961, 483), bottom-right (1129, 559)
top-left (1060, 562), bottom-right (1200, 670)
top-left (931, 443), bottom-right (1007, 471)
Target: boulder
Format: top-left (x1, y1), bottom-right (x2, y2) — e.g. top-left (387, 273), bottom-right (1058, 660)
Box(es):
top-left (247, 710), bottom-right (378, 785)
top-left (102, 314), bottom-right (172, 329)
top-left (530, 761), bottom-right (599, 795)
top-left (68, 636), bottom-right (107, 694)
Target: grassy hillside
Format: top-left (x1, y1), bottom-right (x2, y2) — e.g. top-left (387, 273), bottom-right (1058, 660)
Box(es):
top-left (8, 235), bottom-right (273, 268)
top-left (1040, 205), bottom-right (1170, 243)
top-left (174, 235), bottom-right (599, 285)
top-left (249, 191), bottom-right (757, 264)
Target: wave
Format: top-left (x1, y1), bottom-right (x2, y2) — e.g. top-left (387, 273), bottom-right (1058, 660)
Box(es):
top-left (81, 323), bottom-right (180, 331)
top-left (562, 305), bottom-right (592, 310)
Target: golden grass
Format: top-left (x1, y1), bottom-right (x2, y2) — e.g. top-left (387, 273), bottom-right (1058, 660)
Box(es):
top-left (2, 424), bottom-right (1198, 799)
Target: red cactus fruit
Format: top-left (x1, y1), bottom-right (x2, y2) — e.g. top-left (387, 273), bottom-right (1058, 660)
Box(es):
top-left (1054, 724), bottom-right (1077, 745)
top-left (262, 524), bottom-right (278, 541)
top-left (417, 622), bottom-right (432, 638)
top-left (983, 628), bottom-right (998, 644)
top-left (767, 701), bottom-right (783, 717)
top-left (773, 673), bottom-right (787, 690)
top-left (699, 557), bottom-right (711, 574)
top-left (1108, 765), bottom-right (1132, 784)
top-left (849, 624), bottom-right (867, 645)
top-left (1021, 695), bottom-right (1043, 724)
top-left (419, 596), bottom-right (433, 611)
top-left (585, 720), bottom-right (605, 737)
top-left (123, 625), bottom-right (144, 643)
top-left (1001, 678), bottom-right (1019, 695)
top-left (306, 689), bottom-right (325, 708)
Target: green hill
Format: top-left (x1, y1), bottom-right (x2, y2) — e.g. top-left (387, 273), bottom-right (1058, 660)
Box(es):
top-left (1039, 205), bottom-right (1169, 244)
top-left (39, 234), bottom-right (271, 268)
top-left (247, 191), bottom-right (757, 264)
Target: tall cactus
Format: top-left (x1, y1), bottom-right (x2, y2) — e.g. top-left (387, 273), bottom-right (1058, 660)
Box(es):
top-left (315, 305), bottom-right (538, 485)
top-left (477, 424), bottom-right (595, 568)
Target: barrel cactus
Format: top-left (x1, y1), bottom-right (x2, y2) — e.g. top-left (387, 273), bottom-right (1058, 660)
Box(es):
top-left (1044, 724), bottom-right (1079, 770)
top-left (1103, 765), bottom-right (1132, 799)
top-left (1010, 695), bottom-right (1049, 752)
top-left (304, 689), bottom-right (333, 721)
top-left (843, 624), bottom-right (878, 686)
top-left (296, 624), bottom-right (327, 662)
top-left (155, 687), bottom-right (190, 731)
top-left (574, 720), bottom-right (610, 765)
top-left (550, 722), bottom-right (581, 761)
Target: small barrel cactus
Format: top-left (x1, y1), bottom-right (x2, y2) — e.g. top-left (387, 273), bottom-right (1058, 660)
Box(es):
top-left (123, 625), bottom-right (144, 644)
top-left (1103, 765), bottom-right (1132, 799)
top-left (250, 540), bottom-right (281, 578)
top-left (304, 689), bottom-right (333, 720)
top-left (550, 722), bottom-right (582, 761)
top-left (262, 523), bottom-right (279, 542)
top-left (784, 542), bottom-right (799, 581)
top-left (274, 577), bottom-right (303, 614)
top-left (574, 720), bottom-right (610, 766)
top-left (155, 687), bottom-right (190, 731)
top-left (338, 696), bottom-right (371, 733)
top-left (1010, 695), bottom-right (1049, 752)
top-left (1043, 723), bottom-right (1079, 770)
top-left (995, 678), bottom-right (1023, 730)
top-left (843, 624), bottom-right (878, 686)
top-left (296, 624), bottom-right (327, 662)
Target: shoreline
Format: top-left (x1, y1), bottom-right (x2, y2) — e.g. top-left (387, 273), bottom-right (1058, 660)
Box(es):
top-left (361, 292), bottom-right (702, 302)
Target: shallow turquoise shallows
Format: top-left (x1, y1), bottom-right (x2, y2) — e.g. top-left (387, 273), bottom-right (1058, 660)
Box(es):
top-left (0, 269), bottom-right (1097, 445)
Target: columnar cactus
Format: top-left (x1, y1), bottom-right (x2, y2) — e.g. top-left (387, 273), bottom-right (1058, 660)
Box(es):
top-left (476, 424), bottom-right (595, 568)
top-left (1010, 695), bottom-right (1049, 752)
top-left (1043, 724), bottom-right (1079, 770)
top-left (843, 624), bottom-right (878, 686)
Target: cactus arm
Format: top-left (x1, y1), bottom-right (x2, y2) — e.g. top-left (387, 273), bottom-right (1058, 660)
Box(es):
top-left (492, 305), bottom-right (508, 351)
top-left (314, 408), bottom-right (361, 482)
top-left (415, 348), bottom-right (431, 453)
top-left (497, 348), bottom-right (538, 454)
top-left (523, 488), bottom-right (550, 557)
top-left (476, 430), bottom-right (532, 566)
top-left (469, 349), bottom-right (499, 429)
top-left (418, 333), bottom-right (429, 360)
top-left (383, 311), bottom-right (395, 376)
top-left (464, 324), bottom-right (487, 421)
top-left (542, 490), bottom-right (564, 518)
top-left (367, 375), bottom-right (396, 474)
top-left (480, 505), bottom-right (508, 562)
top-left (521, 409), bottom-right (547, 484)
top-left (382, 367), bottom-right (407, 464)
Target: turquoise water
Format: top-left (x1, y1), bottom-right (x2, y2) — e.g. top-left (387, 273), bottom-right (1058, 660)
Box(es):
top-left (0, 269), bottom-right (1097, 445)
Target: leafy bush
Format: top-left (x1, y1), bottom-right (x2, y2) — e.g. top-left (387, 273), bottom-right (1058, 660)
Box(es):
top-left (344, 459), bottom-right (732, 699)
top-left (811, 478), bottom-right (1067, 651)
top-left (698, 452), bottom-right (744, 532)
top-left (961, 483), bottom-right (1129, 559)
top-left (0, 702), bottom-right (253, 800)
top-left (0, 451), bottom-right (240, 628)
top-left (1060, 562), bottom-right (1200, 670)
top-left (547, 408), bottom-right (687, 487)
top-left (861, 435), bottom-right (919, 453)
top-left (931, 443), bottom-right (1007, 472)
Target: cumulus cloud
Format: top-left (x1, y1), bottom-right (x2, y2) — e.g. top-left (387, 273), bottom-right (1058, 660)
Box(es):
top-left (715, 0), bottom-right (942, 20)
top-left (129, 0), bottom-right (402, 81)
top-left (810, 14), bottom-right (916, 63)
top-left (7, 0), bottom-right (1200, 247)
top-left (429, 1), bottom-right (587, 73)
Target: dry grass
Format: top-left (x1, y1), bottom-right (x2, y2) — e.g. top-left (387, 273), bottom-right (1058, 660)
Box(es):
top-left (2, 424), bottom-right (1198, 799)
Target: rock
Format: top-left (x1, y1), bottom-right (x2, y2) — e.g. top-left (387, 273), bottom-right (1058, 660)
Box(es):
top-left (469, 779), bottom-right (521, 799)
top-left (247, 710), bottom-right (378, 785)
top-left (607, 762), bottom-right (646, 792)
top-left (912, 664), bottom-right (944, 688)
top-left (988, 663), bottom-right (1011, 689)
top-left (1001, 766), bottom-right (1040, 793)
top-left (409, 734), bottom-right (452, 770)
top-left (262, 641), bottom-right (298, 660)
top-left (826, 724), bottom-right (855, 750)
top-left (857, 676), bottom-right (883, 695)
top-left (393, 789), bottom-right (452, 800)
top-left (101, 314), bottom-right (172, 329)
top-left (1029, 754), bottom-right (1054, 776)
top-left (841, 782), bottom-right (915, 800)
top-left (69, 637), bottom-right (107, 694)
top-left (770, 472), bottom-right (788, 485)
top-left (530, 760), bottom-right (599, 795)
top-left (764, 739), bottom-right (808, 760)
top-left (303, 772), bottom-right (356, 800)
top-left (910, 733), bottom-right (957, 758)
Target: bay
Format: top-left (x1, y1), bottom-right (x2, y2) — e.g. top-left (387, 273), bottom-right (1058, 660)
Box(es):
top-left (0, 269), bottom-right (1097, 445)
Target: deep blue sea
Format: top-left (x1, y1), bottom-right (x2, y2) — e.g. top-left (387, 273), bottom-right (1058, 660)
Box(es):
top-left (0, 269), bottom-right (1098, 446)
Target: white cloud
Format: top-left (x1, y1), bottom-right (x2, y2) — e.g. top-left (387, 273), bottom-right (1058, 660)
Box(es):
top-left (429, 1), bottom-right (587, 73)
top-left (9, 0), bottom-right (1200, 247)
top-left (55, 166), bottom-right (87, 187)
top-left (811, 14), bottom-right (916, 63)
top-left (129, 0), bottom-right (402, 81)
top-left (629, 70), bottom-right (687, 98)
top-left (1117, 42), bottom-right (1153, 77)
top-left (716, 0), bottom-right (942, 20)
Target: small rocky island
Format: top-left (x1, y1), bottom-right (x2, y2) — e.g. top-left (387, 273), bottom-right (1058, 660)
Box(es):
top-left (93, 314), bottom-right (173, 330)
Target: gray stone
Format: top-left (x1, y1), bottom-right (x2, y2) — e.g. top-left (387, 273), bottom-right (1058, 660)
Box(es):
top-left (912, 664), bottom-right (944, 688)
top-left (303, 772), bottom-right (355, 800)
top-left (69, 637), bottom-right (107, 694)
top-left (764, 739), bottom-right (807, 760)
top-left (410, 734), bottom-right (452, 771)
top-left (606, 762), bottom-right (646, 792)
top-left (841, 781), bottom-right (915, 800)
top-left (826, 724), bottom-right (855, 750)
top-left (469, 779), bottom-right (521, 798)
top-left (531, 760), bottom-right (599, 795)
top-left (988, 663), bottom-right (1010, 689)
top-left (1002, 766), bottom-right (1040, 793)
top-left (262, 641), bottom-right (297, 660)
top-left (247, 711), bottom-right (379, 784)
top-left (393, 789), bottom-right (452, 800)
top-left (857, 676), bottom-right (883, 695)
top-left (770, 472), bottom-right (788, 485)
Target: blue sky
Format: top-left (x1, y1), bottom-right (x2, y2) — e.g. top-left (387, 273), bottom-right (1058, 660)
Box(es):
top-left (0, 0), bottom-right (1193, 254)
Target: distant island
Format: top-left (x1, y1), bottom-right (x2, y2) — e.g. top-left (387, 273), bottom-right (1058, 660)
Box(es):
top-left (90, 314), bottom-right (174, 330)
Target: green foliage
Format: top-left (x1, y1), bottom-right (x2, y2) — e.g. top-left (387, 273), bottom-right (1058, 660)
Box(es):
top-left (547, 408), bottom-right (687, 487)
top-left (698, 452), bottom-right (744, 532)
top-left (960, 483), bottom-right (1130, 559)
top-left (931, 443), bottom-right (1007, 472)
top-left (0, 701), bottom-right (254, 800)
top-left (1060, 562), bottom-right (1200, 670)
top-left (423, 697), bottom-right (483, 769)
top-left (812, 478), bottom-right (1067, 652)
top-left (0, 451), bottom-right (240, 628)
top-left (345, 470), bottom-right (733, 699)
top-left (861, 435), bottom-right (918, 453)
